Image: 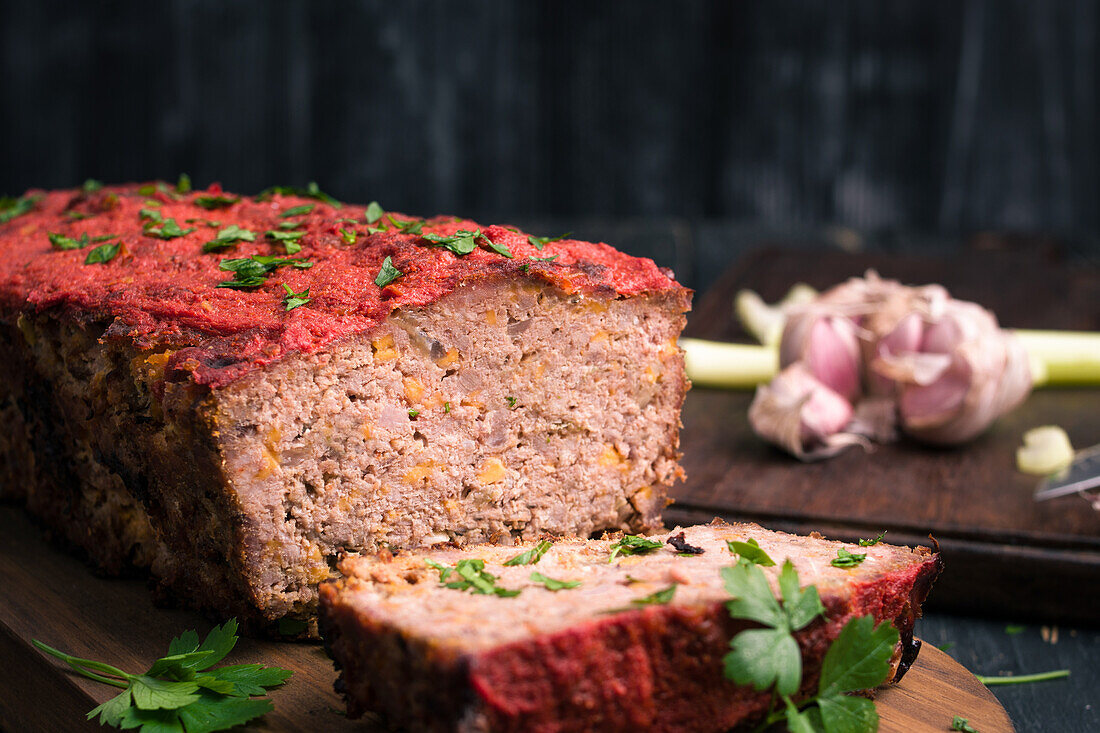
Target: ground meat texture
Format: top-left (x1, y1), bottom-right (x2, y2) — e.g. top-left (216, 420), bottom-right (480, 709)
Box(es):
top-left (0, 185), bottom-right (690, 632)
top-left (319, 521), bottom-right (941, 733)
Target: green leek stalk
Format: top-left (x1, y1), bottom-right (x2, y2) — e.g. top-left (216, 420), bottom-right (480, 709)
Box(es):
top-left (682, 330), bottom-right (1100, 390)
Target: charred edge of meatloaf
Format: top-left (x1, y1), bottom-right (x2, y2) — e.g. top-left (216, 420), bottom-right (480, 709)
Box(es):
top-left (320, 557), bottom-right (939, 733)
top-left (208, 280), bottom-right (689, 624)
top-left (0, 314), bottom-right (261, 622)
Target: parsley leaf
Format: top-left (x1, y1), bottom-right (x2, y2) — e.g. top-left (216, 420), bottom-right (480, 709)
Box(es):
top-left (144, 218), bottom-right (196, 240)
top-left (49, 232), bottom-right (90, 250)
top-left (365, 201), bottom-right (384, 224)
top-left (194, 195), bottom-right (239, 210)
top-left (85, 242), bottom-right (120, 264)
top-left (530, 572), bottom-right (581, 591)
top-left (387, 215), bottom-right (423, 235)
top-left (830, 548), bottom-right (867, 568)
top-left (281, 283), bottom-right (311, 311)
top-left (176, 174), bottom-right (192, 194)
top-left (33, 620), bottom-right (290, 733)
top-left (951, 715), bottom-right (981, 732)
top-left (256, 182), bottom-right (341, 208)
top-left (858, 531), bottom-right (886, 547)
top-left (374, 255), bottom-right (403, 288)
top-left (429, 558), bottom-right (521, 597)
top-left (631, 584), bottom-right (677, 605)
top-left (503, 539), bottom-right (551, 566)
top-left (527, 232), bottom-right (571, 250)
top-left (265, 229), bottom-right (306, 254)
top-left (139, 207), bottom-right (164, 223)
top-left (280, 204), bottom-right (314, 218)
top-left (202, 225), bottom-right (256, 253)
top-left (722, 559), bottom-right (823, 696)
top-left (217, 256), bottom-right (313, 289)
top-left (608, 534), bottom-right (664, 561)
top-left (338, 227), bottom-right (357, 245)
top-left (726, 538), bottom-right (776, 567)
top-left (82, 179), bottom-right (104, 194)
top-left (480, 232), bottom-right (513, 258)
top-left (0, 194), bottom-right (41, 224)
top-left (529, 254), bottom-right (559, 262)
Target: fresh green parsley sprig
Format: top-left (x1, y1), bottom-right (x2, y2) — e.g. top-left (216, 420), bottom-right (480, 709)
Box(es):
top-left (144, 218), bottom-right (196, 240)
top-left (33, 619), bottom-right (291, 733)
top-left (422, 228), bottom-right (512, 258)
top-left (203, 225), bottom-right (256, 253)
top-left (951, 716), bottom-right (981, 732)
top-left (830, 548), bottom-right (867, 568)
top-left (85, 242), bottom-right (121, 265)
top-left (194, 195), bottom-right (239, 210)
top-left (281, 283), bottom-right (311, 311)
top-left (527, 232), bottom-right (570, 250)
top-left (503, 539), bottom-right (551, 567)
top-left (48, 232), bottom-right (119, 251)
top-left (530, 572), bottom-right (581, 591)
top-left (721, 559), bottom-right (900, 733)
top-left (364, 201), bottom-right (384, 225)
top-left (726, 538), bottom-right (776, 567)
top-left (0, 193), bottom-right (41, 224)
top-left (216, 255), bottom-right (313, 289)
top-left (265, 229), bottom-right (306, 254)
top-left (255, 182), bottom-right (341, 208)
top-left (608, 535), bottom-right (664, 562)
top-left (858, 531), bottom-right (886, 547)
top-left (374, 256), bottom-right (403, 288)
top-left (424, 558), bottom-right (520, 597)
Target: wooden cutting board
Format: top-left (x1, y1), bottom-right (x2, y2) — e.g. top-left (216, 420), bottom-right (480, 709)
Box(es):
top-left (669, 246), bottom-right (1100, 623)
top-left (0, 506), bottom-right (1010, 732)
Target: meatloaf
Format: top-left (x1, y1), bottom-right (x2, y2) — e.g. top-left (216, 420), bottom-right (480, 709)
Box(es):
top-left (320, 521), bottom-right (941, 732)
top-left (0, 182), bottom-right (690, 633)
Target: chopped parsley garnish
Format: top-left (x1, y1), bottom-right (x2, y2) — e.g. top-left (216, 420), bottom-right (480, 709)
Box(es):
top-left (425, 558), bottom-right (520, 597)
top-left (255, 182), bottom-right (341, 208)
top-left (338, 227), bottom-right (357, 245)
top-left (443, 402), bottom-right (451, 413)
top-left (726, 538), bottom-right (776, 566)
top-left (264, 229), bottom-right (306, 254)
top-left (176, 173), bottom-right (192, 194)
top-left (48, 232), bottom-right (88, 250)
top-left (33, 619), bottom-right (291, 733)
top-left (408, 409), bottom-right (420, 418)
top-left (144, 218), bottom-right (195, 239)
top-left (280, 204), bottom-right (314, 218)
top-left (138, 181), bottom-right (182, 200)
top-left (951, 716), bottom-right (981, 732)
top-left (203, 225), bottom-right (257, 253)
top-left (216, 255), bottom-right (313, 289)
top-left (281, 283), bottom-right (311, 311)
top-left (830, 548), bottom-right (867, 568)
top-left (632, 584), bottom-right (677, 605)
top-left (505, 396), bottom-right (517, 408)
top-left (387, 215), bottom-right (423, 235)
top-left (0, 194), bottom-right (41, 225)
top-left (527, 232), bottom-right (571, 250)
top-left (85, 242), bottom-right (120, 265)
top-left (529, 254), bottom-right (558, 262)
top-left (276, 220), bottom-right (300, 230)
top-left (530, 572), bottom-right (581, 591)
top-left (139, 207), bottom-right (163, 223)
top-left (82, 179), bottom-right (104, 193)
top-left (65, 211), bottom-right (93, 220)
top-left (365, 201), bottom-right (384, 224)
top-left (481, 232), bottom-right (513, 258)
top-left (858, 531), bottom-right (886, 547)
top-left (608, 535), bottom-right (664, 562)
top-left (374, 256), bottom-right (403, 287)
top-left (503, 540), bottom-right (551, 566)
top-left (194, 195), bottom-right (239, 210)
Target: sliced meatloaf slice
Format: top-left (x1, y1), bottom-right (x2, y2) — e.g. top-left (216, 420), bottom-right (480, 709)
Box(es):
top-left (0, 183), bottom-right (690, 633)
top-left (320, 521), bottom-right (942, 732)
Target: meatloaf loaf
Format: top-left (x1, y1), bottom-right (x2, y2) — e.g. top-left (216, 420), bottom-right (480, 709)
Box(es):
top-left (0, 182), bottom-right (690, 633)
top-left (320, 521), bottom-right (941, 732)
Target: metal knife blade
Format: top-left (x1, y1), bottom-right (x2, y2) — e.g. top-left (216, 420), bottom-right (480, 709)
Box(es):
top-left (1034, 444), bottom-right (1100, 501)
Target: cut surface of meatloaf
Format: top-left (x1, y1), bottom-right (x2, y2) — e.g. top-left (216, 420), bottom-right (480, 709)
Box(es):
top-left (0, 183), bottom-right (690, 632)
top-left (320, 521), bottom-right (942, 733)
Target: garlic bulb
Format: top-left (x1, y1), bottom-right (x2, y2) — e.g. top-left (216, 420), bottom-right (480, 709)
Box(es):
top-left (750, 271), bottom-right (1032, 458)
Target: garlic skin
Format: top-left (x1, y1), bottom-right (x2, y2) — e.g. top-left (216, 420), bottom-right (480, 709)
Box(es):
top-left (748, 363), bottom-right (869, 460)
top-left (753, 271), bottom-right (1032, 457)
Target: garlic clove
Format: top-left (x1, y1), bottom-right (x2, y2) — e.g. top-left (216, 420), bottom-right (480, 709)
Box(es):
top-left (749, 363), bottom-right (869, 461)
top-left (780, 312), bottom-right (863, 401)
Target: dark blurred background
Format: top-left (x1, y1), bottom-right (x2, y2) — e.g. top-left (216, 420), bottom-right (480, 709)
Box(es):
top-left (3, 0), bottom-right (1099, 288)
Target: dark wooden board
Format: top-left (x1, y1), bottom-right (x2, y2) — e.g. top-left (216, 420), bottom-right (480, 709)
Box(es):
top-left (671, 247), bottom-right (1100, 623)
top-left (0, 506), bottom-right (1010, 733)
